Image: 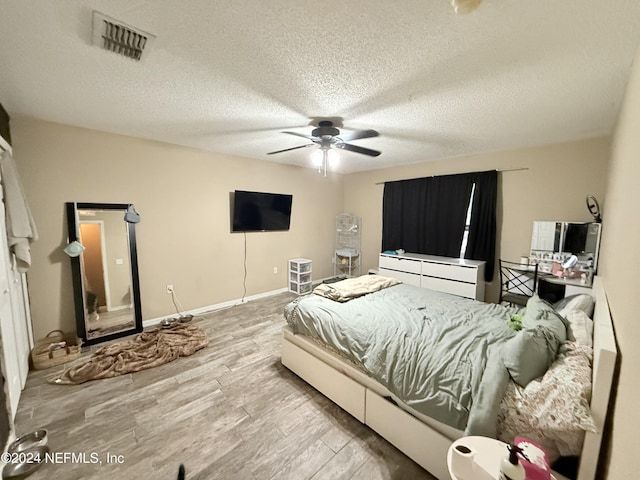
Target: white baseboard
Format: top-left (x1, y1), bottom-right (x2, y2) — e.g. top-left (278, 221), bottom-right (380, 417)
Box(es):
top-left (142, 287), bottom-right (289, 328)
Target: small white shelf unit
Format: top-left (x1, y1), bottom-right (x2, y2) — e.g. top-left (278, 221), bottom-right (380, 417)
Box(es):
top-left (289, 258), bottom-right (312, 295)
top-left (334, 213), bottom-right (361, 277)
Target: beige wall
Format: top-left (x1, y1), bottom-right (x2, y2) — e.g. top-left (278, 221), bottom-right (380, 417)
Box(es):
top-left (12, 116), bottom-right (344, 340)
top-left (598, 45), bottom-right (640, 479)
top-left (343, 137), bottom-right (610, 301)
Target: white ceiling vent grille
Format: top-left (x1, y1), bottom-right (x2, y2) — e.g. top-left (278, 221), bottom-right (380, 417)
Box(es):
top-left (92, 11), bottom-right (155, 61)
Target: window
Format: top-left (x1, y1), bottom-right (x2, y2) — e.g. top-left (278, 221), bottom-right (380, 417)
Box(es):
top-left (459, 183), bottom-right (475, 258)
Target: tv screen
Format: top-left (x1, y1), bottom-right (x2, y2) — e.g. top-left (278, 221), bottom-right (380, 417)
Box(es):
top-left (231, 190), bottom-right (293, 232)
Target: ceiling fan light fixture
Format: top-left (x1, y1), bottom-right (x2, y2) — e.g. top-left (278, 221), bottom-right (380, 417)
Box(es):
top-left (310, 147), bottom-right (339, 177)
top-left (311, 149), bottom-right (324, 166)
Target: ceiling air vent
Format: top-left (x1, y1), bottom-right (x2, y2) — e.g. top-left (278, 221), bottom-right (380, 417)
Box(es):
top-left (92, 11), bottom-right (155, 61)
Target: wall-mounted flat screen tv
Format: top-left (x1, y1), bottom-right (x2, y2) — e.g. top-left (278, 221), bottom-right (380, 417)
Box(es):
top-left (231, 190), bottom-right (293, 232)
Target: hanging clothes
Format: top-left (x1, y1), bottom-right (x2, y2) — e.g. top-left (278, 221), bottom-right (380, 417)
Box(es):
top-left (0, 150), bottom-right (38, 272)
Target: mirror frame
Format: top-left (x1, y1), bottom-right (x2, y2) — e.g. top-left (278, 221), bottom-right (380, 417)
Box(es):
top-left (66, 202), bottom-right (143, 345)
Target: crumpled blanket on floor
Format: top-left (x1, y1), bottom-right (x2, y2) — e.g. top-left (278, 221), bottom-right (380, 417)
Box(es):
top-left (49, 323), bottom-right (208, 385)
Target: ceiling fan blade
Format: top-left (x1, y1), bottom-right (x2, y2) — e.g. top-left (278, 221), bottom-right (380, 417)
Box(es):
top-left (338, 143), bottom-right (382, 157)
top-left (267, 144), bottom-right (314, 155)
top-left (337, 129), bottom-right (379, 142)
top-left (282, 131), bottom-right (320, 142)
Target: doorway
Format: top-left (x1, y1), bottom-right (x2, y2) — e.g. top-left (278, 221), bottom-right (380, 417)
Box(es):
top-left (79, 221), bottom-right (108, 314)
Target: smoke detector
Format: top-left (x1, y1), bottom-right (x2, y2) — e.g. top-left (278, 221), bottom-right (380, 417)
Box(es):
top-left (92, 11), bottom-right (155, 61)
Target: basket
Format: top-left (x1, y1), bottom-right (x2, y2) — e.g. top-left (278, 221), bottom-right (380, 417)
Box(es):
top-left (31, 330), bottom-right (83, 370)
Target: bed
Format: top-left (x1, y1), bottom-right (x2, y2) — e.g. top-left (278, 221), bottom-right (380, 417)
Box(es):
top-left (280, 275), bottom-right (616, 480)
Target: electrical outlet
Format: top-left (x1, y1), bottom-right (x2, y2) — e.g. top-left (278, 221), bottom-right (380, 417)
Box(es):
top-left (273, 267), bottom-right (278, 274)
top-left (166, 284), bottom-right (174, 294)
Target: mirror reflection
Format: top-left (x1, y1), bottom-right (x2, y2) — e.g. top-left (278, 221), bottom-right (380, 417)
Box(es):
top-left (66, 202), bottom-right (142, 345)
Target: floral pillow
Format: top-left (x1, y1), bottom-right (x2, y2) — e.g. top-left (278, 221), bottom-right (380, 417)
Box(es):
top-left (496, 341), bottom-right (597, 461)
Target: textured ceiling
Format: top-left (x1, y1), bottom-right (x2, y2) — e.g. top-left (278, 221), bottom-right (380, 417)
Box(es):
top-left (1, 0), bottom-right (639, 173)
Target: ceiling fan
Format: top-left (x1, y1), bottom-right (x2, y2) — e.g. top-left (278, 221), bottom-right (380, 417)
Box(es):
top-left (267, 121), bottom-right (381, 158)
top-left (267, 121), bottom-right (381, 176)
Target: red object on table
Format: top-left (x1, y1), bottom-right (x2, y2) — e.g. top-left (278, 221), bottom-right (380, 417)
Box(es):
top-left (515, 436), bottom-right (551, 480)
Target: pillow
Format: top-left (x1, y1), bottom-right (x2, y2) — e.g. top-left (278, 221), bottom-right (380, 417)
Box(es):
top-left (553, 294), bottom-right (595, 318)
top-left (564, 309), bottom-right (594, 347)
top-left (502, 327), bottom-right (560, 387)
top-left (523, 295), bottom-right (568, 343)
top-left (497, 342), bottom-right (597, 461)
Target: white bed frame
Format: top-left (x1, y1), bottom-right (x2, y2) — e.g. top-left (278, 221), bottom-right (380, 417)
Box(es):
top-left (280, 276), bottom-right (617, 480)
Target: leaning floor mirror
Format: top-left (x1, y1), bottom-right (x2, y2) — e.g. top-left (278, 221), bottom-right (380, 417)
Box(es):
top-left (65, 202), bottom-right (143, 346)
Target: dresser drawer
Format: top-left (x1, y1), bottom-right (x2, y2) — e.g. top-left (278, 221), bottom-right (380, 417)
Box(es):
top-left (379, 268), bottom-right (421, 287)
top-left (379, 255), bottom-right (422, 274)
top-left (422, 261), bottom-right (478, 283)
top-left (421, 276), bottom-right (477, 299)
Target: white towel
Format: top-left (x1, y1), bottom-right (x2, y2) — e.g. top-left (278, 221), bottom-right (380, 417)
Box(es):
top-left (0, 150), bottom-right (38, 272)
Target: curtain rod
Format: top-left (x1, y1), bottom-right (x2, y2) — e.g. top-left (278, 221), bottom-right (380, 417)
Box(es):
top-left (374, 167), bottom-right (528, 185)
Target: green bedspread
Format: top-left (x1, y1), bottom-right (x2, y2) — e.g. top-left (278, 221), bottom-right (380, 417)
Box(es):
top-left (285, 283), bottom-right (516, 432)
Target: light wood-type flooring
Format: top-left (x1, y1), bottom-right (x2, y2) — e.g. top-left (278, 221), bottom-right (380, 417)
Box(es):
top-left (14, 292), bottom-right (436, 480)
top-left (86, 306), bottom-right (135, 339)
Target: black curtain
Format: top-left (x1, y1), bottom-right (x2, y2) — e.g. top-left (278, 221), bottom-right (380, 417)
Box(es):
top-left (382, 170), bottom-right (497, 281)
top-left (465, 170), bottom-right (497, 281)
top-left (0, 102), bottom-right (10, 145)
top-left (382, 173), bottom-right (473, 258)
top-left (382, 178), bottom-right (425, 253)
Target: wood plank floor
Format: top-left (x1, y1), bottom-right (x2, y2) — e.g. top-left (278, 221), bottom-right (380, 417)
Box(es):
top-left (15, 292), bottom-right (437, 480)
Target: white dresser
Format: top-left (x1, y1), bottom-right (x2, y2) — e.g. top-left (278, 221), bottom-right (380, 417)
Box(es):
top-left (379, 253), bottom-right (485, 300)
